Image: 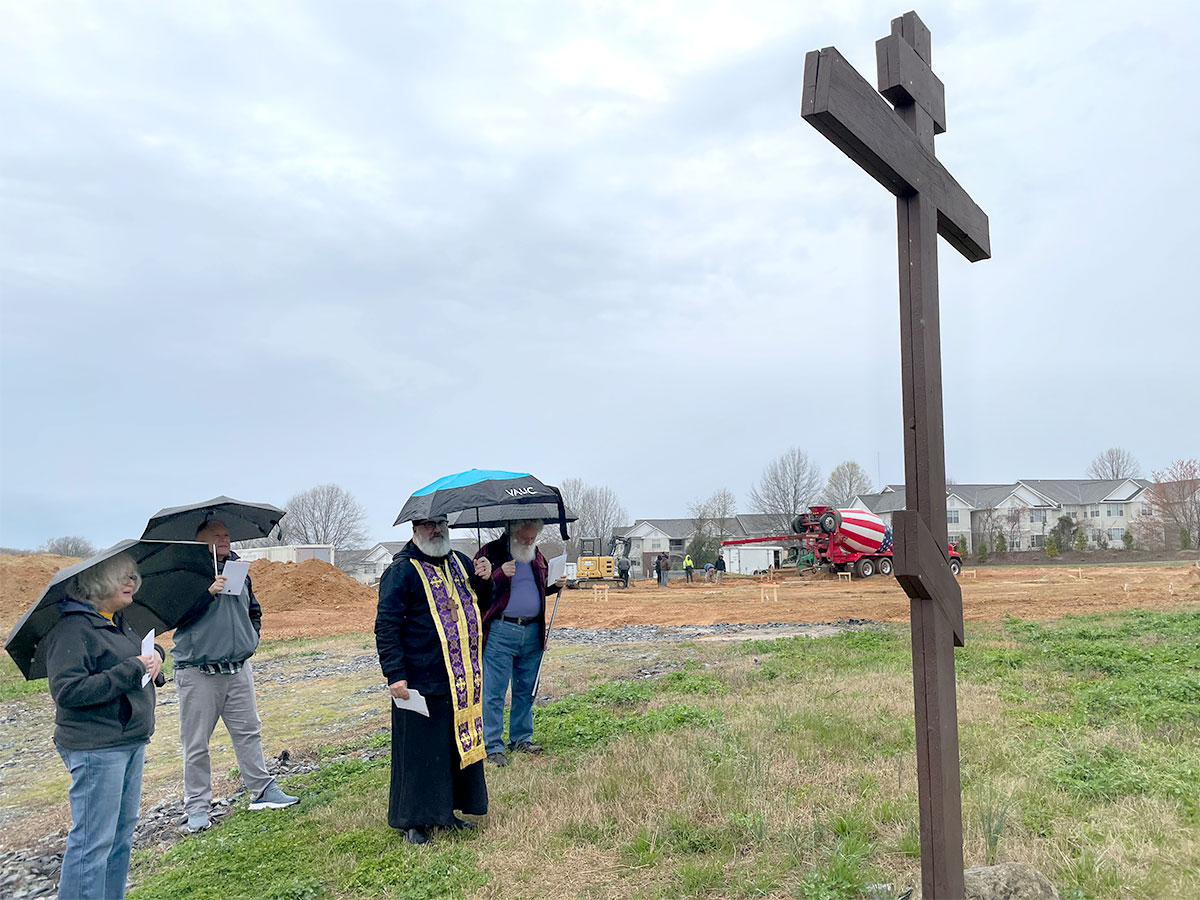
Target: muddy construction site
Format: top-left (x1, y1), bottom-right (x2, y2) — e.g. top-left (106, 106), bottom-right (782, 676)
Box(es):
top-left (4, 553), bottom-right (1197, 641)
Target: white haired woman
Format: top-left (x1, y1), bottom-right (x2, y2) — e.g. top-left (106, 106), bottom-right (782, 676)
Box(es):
top-left (43, 553), bottom-right (165, 900)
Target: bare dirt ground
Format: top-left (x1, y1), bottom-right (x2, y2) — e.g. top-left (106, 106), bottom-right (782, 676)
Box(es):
top-left (4, 553), bottom-right (1198, 641)
top-left (256, 562), bottom-right (1200, 638)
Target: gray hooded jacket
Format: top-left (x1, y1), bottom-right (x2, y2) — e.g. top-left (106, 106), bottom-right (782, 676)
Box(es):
top-left (171, 552), bottom-right (262, 668)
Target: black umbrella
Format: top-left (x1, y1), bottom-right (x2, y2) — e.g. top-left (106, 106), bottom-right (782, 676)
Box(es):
top-left (447, 503), bottom-right (577, 530)
top-left (142, 495), bottom-right (286, 543)
top-left (5, 540), bottom-right (217, 680)
top-left (394, 470), bottom-right (570, 540)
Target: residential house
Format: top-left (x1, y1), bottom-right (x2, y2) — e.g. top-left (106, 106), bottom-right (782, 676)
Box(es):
top-left (614, 515), bottom-right (786, 577)
top-left (853, 479), bottom-right (1154, 553)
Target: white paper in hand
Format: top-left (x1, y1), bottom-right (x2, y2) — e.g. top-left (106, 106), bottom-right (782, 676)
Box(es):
top-left (545, 553), bottom-right (567, 588)
top-left (392, 688), bottom-right (430, 717)
top-left (141, 630), bottom-right (155, 687)
top-left (219, 560), bottom-right (251, 595)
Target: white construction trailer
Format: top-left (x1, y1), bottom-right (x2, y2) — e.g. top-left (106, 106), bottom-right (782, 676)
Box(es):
top-left (722, 543), bottom-right (782, 575)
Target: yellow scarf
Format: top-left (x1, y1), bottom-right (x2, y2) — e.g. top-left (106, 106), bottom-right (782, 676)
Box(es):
top-left (410, 553), bottom-right (486, 768)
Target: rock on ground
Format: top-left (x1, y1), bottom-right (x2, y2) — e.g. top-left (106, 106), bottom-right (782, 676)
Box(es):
top-left (963, 863), bottom-right (1060, 900)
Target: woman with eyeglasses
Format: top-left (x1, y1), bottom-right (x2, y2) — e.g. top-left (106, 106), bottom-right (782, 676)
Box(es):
top-left (43, 553), bottom-right (166, 900)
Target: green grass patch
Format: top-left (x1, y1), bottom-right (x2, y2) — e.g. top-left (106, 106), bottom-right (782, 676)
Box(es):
top-left (775, 708), bottom-right (912, 759)
top-left (743, 628), bottom-right (906, 682)
top-left (798, 814), bottom-right (879, 900)
top-left (1003, 610), bottom-right (1200, 728)
top-left (1051, 742), bottom-right (1199, 809)
top-left (0, 654), bottom-right (47, 701)
top-left (535, 695), bottom-right (721, 753)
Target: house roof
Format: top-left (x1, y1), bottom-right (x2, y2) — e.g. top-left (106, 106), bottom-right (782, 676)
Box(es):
top-left (619, 518), bottom-right (696, 539)
top-left (1019, 479), bottom-right (1151, 505)
top-left (858, 480), bottom-right (1153, 513)
top-left (733, 514), bottom-right (781, 536)
top-left (855, 490), bottom-right (909, 513)
top-left (947, 484), bottom-right (1022, 509)
top-left (336, 549), bottom-right (372, 569)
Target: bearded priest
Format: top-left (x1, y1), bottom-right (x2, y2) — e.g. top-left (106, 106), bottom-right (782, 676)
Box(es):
top-left (375, 515), bottom-right (493, 844)
top-left (475, 519), bottom-right (567, 768)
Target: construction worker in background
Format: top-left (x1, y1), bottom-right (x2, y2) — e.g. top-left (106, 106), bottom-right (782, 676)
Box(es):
top-left (683, 554), bottom-right (694, 583)
top-left (714, 553), bottom-right (726, 583)
top-left (617, 555), bottom-right (631, 588)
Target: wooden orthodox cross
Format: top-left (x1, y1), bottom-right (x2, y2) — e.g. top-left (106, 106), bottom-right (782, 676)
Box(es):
top-left (801, 11), bottom-right (990, 899)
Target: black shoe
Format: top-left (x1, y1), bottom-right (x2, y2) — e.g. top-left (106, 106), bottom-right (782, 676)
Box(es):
top-left (486, 752), bottom-right (508, 767)
top-left (404, 827), bottom-right (429, 845)
top-left (512, 741), bottom-right (543, 754)
top-left (451, 816), bottom-right (477, 830)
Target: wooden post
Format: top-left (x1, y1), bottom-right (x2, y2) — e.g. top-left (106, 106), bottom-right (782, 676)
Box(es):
top-left (801, 12), bottom-right (990, 898)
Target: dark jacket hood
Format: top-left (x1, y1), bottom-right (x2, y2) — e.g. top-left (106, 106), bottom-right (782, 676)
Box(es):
top-left (56, 597), bottom-right (121, 626)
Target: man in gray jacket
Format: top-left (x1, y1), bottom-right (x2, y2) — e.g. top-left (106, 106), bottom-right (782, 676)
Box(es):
top-left (173, 520), bottom-right (298, 831)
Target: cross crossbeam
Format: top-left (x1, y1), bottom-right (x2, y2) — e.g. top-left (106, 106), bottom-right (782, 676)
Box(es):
top-left (802, 46), bottom-right (989, 261)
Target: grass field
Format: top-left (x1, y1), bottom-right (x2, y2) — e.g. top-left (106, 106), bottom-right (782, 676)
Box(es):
top-left (107, 605), bottom-right (1200, 900)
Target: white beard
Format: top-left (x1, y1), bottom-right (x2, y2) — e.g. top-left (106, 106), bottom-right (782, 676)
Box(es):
top-left (413, 532), bottom-right (451, 558)
top-left (510, 540), bottom-right (536, 564)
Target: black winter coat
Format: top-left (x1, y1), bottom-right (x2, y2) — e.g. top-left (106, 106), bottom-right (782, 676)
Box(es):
top-left (374, 542), bottom-right (492, 696)
top-left (44, 600), bottom-right (160, 750)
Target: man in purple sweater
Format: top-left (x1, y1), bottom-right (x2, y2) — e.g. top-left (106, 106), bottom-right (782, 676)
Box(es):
top-left (475, 519), bottom-right (566, 767)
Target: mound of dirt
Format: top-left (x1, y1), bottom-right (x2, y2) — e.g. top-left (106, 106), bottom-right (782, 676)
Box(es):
top-left (248, 559), bottom-right (379, 638)
top-left (0, 554), bottom-right (83, 635)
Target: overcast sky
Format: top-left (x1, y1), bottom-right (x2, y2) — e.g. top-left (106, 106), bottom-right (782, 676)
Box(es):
top-left (1, 0), bottom-right (1196, 550)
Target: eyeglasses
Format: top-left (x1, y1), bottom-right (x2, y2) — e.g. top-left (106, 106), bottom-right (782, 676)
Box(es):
top-left (413, 519), bottom-right (447, 529)
top-left (119, 573), bottom-right (139, 586)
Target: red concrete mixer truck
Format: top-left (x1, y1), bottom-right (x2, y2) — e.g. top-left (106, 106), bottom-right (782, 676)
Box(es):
top-left (721, 506), bottom-right (963, 579)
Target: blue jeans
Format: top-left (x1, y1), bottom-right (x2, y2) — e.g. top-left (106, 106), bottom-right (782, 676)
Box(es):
top-left (482, 620), bottom-right (544, 755)
top-left (57, 743), bottom-right (145, 900)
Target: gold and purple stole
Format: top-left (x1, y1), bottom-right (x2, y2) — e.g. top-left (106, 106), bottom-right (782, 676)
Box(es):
top-left (411, 553), bottom-right (486, 768)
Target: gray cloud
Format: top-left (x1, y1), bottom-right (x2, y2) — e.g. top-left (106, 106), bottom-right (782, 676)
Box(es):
top-left (2, 0), bottom-right (1196, 548)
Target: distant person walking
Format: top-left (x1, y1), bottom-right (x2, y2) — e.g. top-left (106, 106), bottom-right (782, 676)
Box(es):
top-left (683, 554), bottom-right (694, 583)
top-left (714, 553), bottom-right (726, 583)
top-left (657, 553), bottom-right (669, 587)
top-left (617, 555), bottom-right (631, 588)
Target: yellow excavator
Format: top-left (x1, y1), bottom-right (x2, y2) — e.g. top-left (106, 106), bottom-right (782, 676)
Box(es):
top-left (571, 537), bottom-right (626, 588)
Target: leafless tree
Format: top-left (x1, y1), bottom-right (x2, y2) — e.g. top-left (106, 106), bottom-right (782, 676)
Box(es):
top-left (559, 478), bottom-right (628, 558)
top-left (748, 448), bottom-right (822, 533)
top-left (688, 488), bottom-right (738, 541)
top-left (973, 508), bottom-right (1004, 553)
top-left (822, 461), bottom-right (874, 508)
top-left (1005, 505), bottom-right (1028, 551)
top-left (280, 484), bottom-right (369, 550)
top-left (1086, 447), bottom-right (1142, 480)
top-left (1144, 459), bottom-right (1200, 550)
top-left (40, 536), bottom-right (95, 558)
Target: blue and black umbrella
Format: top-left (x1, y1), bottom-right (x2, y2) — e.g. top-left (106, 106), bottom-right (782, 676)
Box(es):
top-left (394, 469), bottom-right (570, 539)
